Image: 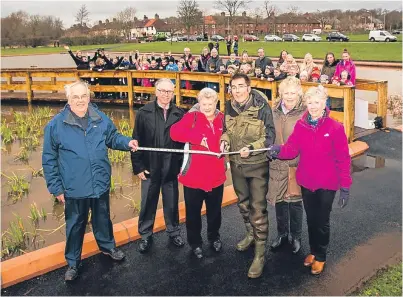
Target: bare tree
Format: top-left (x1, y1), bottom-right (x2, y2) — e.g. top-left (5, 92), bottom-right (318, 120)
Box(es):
top-left (214, 0), bottom-right (251, 23)
top-left (315, 10), bottom-right (331, 29)
top-left (75, 4), bottom-right (90, 28)
top-left (177, 0), bottom-right (202, 39)
top-left (164, 16), bottom-right (182, 45)
top-left (263, 0), bottom-right (279, 34)
top-left (287, 5), bottom-right (300, 16)
top-left (116, 7), bottom-right (137, 41)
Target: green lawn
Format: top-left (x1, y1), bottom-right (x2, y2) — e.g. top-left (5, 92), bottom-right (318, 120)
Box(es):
top-left (352, 262), bottom-right (402, 296)
top-left (2, 39), bottom-right (402, 62)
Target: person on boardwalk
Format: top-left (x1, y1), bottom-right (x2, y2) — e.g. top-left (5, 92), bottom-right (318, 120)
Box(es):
top-left (170, 88), bottom-right (226, 259)
top-left (131, 78), bottom-right (185, 254)
top-left (268, 85), bottom-right (352, 275)
top-left (220, 73), bottom-right (276, 278)
top-left (42, 80), bottom-right (138, 281)
top-left (267, 77), bottom-right (306, 255)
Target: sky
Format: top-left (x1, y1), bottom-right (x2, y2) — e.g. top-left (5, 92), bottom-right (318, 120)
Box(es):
top-left (1, 0), bottom-right (402, 28)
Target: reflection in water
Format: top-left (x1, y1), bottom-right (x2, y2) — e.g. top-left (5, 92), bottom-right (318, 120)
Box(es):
top-left (352, 154), bottom-right (386, 173)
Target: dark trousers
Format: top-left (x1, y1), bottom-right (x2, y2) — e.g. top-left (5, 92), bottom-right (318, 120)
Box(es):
top-left (301, 187), bottom-right (336, 262)
top-left (138, 178), bottom-right (180, 239)
top-left (64, 191), bottom-right (115, 267)
top-left (275, 200), bottom-right (303, 240)
top-left (183, 185), bottom-right (224, 248)
top-left (230, 162), bottom-right (269, 241)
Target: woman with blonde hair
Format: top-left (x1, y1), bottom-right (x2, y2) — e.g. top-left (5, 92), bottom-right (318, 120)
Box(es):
top-left (268, 85), bottom-right (352, 275)
top-left (170, 88), bottom-right (226, 259)
top-left (280, 54), bottom-right (299, 73)
top-left (268, 77), bottom-right (306, 255)
top-left (299, 53), bottom-right (320, 80)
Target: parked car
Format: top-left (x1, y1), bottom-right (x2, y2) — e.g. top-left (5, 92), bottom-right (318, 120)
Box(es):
top-left (282, 34), bottom-right (300, 42)
top-left (188, 36), bottom-right (197, 42)
top-left (244, 34), bottom-right (259, 41)
top-left (211, 34), bottom-right (225, 42)
top-left (145, 36), bottom-right (156, 42)
top-left (195, 33), bottom-right (209, 41)
top-left (392, 29), bottom-right (402, 35)
top-left (326, 32), bottom-right (349, 42)
top-left (166, 37), bottom-right (178, 42)
top-left (369, 30), bottom-right (397, 42)
top-left (302, 34), bottom-right (322, 41)
top-left (264, 34), bottom-right (282, 42)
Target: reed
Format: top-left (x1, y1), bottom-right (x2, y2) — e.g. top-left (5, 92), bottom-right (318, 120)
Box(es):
top-left (1, 214), bottom-right (28, 258)
top-left (28, 202), bottom-right (47, 224)
top-left (108, 149), bottom-right (128, 164)
top-left (1, 120), bottom-right (14, 144)
top-left (1, 172), bottom-right (30, 202)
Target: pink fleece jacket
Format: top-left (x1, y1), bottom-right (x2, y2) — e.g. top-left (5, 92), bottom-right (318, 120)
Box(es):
top-left (277, 109), bottom-right (352, 191)
top-left (333, 59), bottom-right (356, 85)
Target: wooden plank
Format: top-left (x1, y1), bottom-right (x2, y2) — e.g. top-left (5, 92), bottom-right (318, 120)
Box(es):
top-left (2, 72), bottom-right (31, 78)
top-left (368, 103), bottom-right (377, 114)
top-left (89, 85), bottom-right (129, 92)
top-left (132, 86), bottom-right (154, 94)
top-left (0, 84), bottom-right (27, 91)
top-left (329, 111), bottom-right (344, 123)
top-left (30, 72), bottom-right (77, 78)
top-left (78, 71), bottom-right (127, 78)
top-left (1, 73), bottom-right (12, 78)
top-left (6, 76), bottom-right (13, 93)
top-left (377, 81), bottom-right (388, 127)
top-left (355, 83), bottom-right (379, 91)
top-left (26, 73), bottom-right (33, 103)
top-left (174, 73), bottom-right (181, 106)
top-left (218, 75), bottom-right (225, 112)
top-left (343, 88), bottom-right (355, 142)
top-left (179, 73), bottom-right (220, 83)
top-left (50, 77), bottom-right (57, 93)
top-left (180, 89), bottom-right (199, 98)
top-left (31, 85), bottom-right (64, 91)
top-left (127, 72), bottom-right (133, 107)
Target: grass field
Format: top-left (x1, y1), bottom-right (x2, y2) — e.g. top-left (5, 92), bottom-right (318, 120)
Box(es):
top-left (1, 39), bottom-right (402, 62)
top-left (352, 262), bottom-right (402, 296)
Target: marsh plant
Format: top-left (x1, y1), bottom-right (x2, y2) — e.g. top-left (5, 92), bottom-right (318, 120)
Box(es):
top-left (1, 172), bottom-right (30, 203)
top-left (1, 120), bottom-right (14, 144)
top-left (1, 214), bottom-right (28, 258)
top-left (118, 119), bottom-right (132, 137)
top-left (108, 149), bottom-right (128, 164)
top-left (28, 202), bottom-right (47, 224)
top-left (15, 146), bottom-right (30, 163)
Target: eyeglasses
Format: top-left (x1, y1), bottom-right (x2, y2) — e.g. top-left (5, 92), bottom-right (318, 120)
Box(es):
top-left (230, 85), bottom-right (248, 92)
top-left (157, 89), bottom-right (174, 95)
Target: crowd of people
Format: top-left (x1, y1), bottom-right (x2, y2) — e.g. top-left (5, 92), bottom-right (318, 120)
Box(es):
top-left (65, 44), bottom-right (357, 108)
top-left (42, 73), bottom-right (352, 282)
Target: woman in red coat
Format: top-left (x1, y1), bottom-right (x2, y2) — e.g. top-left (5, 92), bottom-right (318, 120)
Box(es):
top-left (170, 88), bottom-right (226, 259)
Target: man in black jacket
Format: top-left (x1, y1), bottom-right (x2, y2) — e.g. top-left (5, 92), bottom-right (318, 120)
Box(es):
top-left (255, 48), bottom-right (274, 73)
top-left (131, 78), bottom-right (185, 253)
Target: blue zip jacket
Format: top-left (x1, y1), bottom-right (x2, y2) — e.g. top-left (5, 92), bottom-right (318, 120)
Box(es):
top-left (42, 103), bottom-right (132, 199)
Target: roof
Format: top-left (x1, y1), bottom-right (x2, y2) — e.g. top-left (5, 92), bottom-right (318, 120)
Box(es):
top-left (265, 15), bottom-right (321, 25)
top-left (204, 15), bottom-right (216, 25)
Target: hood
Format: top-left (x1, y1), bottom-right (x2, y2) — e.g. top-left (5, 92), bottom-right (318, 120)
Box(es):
top-left (62, 103), bottom-right (101, 125)
top-left (189, 103), bottom-right (220, 116)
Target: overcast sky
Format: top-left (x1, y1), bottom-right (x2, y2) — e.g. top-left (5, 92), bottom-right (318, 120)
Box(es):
top-left (1, 0), bottom-right (402, 28)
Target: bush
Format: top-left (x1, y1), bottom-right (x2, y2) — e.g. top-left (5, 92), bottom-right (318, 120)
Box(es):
top-left (59, 35), bottom-right (123, 46)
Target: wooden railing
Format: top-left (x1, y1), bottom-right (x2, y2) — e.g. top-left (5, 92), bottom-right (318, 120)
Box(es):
top-left (0, 69), bottom-right (388, 143)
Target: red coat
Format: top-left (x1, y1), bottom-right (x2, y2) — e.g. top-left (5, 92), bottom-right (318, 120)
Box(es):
top-left (170, 109), bottom-right (226, 191)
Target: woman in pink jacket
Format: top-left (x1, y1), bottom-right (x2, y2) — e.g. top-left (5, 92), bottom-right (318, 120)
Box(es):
top-left (268, 85), bottom-right (352, 275)
top-left (333, 48), bottom-right (356, 85)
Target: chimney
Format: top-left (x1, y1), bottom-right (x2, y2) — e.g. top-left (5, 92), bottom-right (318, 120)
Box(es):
top-left (155, 13), bottom-right (159, 20)
top-left (106, 19), bottom-right (109, 23)
top-left (242, 11), bottom-right (247, 17)
top-left (99, 20), bottom-right (102, 25)
top-left (144, 15), bottom-right (148, 21)
top-left (113, 18), bottom-right (117, 22)
top-left (221, 12), bottom-right (225, 17)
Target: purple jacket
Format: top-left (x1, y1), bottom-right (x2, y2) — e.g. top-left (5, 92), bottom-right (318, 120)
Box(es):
top-left (277, 109), bottom-right (352, 191)
top-left (333, 59), bottom-right (356, 85)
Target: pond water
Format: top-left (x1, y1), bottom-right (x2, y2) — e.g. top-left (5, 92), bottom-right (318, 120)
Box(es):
top-left (0, 102), bottom-right (232, 260)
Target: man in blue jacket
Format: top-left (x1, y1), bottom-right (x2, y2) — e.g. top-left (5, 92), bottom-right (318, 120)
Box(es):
top-left (42, 80), bottom-right (138, 282)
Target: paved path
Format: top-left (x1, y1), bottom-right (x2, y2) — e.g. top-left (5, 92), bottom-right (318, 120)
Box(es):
top-left (1, 130), bottom-right (401, 296)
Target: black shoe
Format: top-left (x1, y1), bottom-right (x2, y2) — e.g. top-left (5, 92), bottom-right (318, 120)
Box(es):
top-left (270, 235), bottom-right (288, 250)
top-left (193, 247), bottom-right (203, 259)
top-left (210, 239), bottom-right (222, 252)
top-left (138, 237), bottom-right (153, 253)
top-left (102, 248), bottom-right (125, 261)
top-left (171, 235), bottom-right (185, 247)
top-left (65, 266), bottom-right (79, 281)
top-left (291, 238), bottom-right (301, 254)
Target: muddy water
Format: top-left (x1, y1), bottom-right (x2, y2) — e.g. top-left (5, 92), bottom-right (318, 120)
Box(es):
top-left (0, 103), bottom-right (232, 259)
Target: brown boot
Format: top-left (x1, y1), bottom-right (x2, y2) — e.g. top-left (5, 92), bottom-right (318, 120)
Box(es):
top-left (311, 260), bottom-right (325, 275)
top-left (304, 254), bottom-right (315, 267)
top-left (247, 241), bottom-right (266, 278)
top-left (236, 223), bottom-right (254, 252)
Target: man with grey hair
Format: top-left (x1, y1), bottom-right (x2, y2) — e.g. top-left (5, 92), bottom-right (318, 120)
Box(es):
top-left (42, 80), bottom-right (138, 282)
top-left (131, 78), bottom-right (185, 253)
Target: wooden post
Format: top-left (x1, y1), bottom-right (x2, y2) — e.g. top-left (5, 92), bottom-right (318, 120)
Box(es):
top-left (129, 106), bottom-right (135, 128)
top-left (127, 71), bottom-right (133, 107)
top-left (6, 75), bottom-right (13, 93)
top-left (218, 75), bottom-right (225, 112)
top-left (343, 87), bottom-right (355, 143)
top-left (26, 72), bottom-right (33, 103)
top-left (51, 77), bottom-right (57, 93)
top-left (175, 73), bottom-right (181, 107)
top-left (271, 81), bottom-right (278, 102)
top-left (377, 81), bottom-right (388, 128)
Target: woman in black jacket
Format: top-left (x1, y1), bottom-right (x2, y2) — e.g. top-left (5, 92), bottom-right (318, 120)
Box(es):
top-left (321, 52), bottom-right (339, 79)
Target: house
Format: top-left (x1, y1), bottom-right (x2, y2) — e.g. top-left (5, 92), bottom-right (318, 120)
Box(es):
top-left (130, 14), bottom-right (171, 38)
top-left (91, 18), bottom-right (120, 36)
top-left (64, 23), bottom-right (91, 37)
top-left (266, 14), bottom-right (321, 35)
